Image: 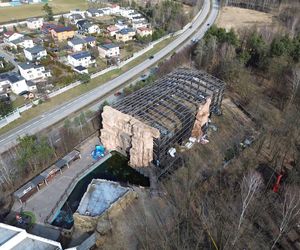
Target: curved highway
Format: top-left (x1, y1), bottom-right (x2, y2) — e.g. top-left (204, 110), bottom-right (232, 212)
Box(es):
top-left (0, 0), bottom-right (220, 152)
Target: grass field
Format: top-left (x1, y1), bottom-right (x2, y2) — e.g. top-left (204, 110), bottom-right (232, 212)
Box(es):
top-left (0, 0), bottom-right (87, 24)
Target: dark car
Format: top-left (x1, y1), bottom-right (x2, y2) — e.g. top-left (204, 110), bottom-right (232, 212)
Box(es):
top-left (189, 25), bottom-right (192, 29)
top-left (149, 55), bottom-right (154, 59)
top-left (207, 23), bottom-right (210, 26)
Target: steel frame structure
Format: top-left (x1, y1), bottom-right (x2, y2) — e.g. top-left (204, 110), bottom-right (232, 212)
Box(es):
top-left (112, 68), bottom-right (225, 168)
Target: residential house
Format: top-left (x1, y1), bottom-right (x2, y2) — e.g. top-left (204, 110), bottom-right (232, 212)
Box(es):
top-left (67, 36), bottom-right (96, 52)
top-left (131, 16), bottom-right (146, 23)
top-left (68, 13), bottom-right (85, 25)
top-left (0, 223), bottom-right (62, 250)
top-left (115, 28), bottom-right (135, 42)
top-left (115, 21), bottom-right (128, 31)
top-left (24, 45), bottom-right (47, 61)
top-left (86, 8), bottom-right (104, 17)
top-left (51, 26), bottom-right (75, 41)
top-left (132, 21), bottom-right (148, 30)
top-left (137, 27), bottom-right (153, 37)
top-left (127, 12), bottom-right (142, 20)
top-left (74, 65), bottom-right (88, 74)
top-left (119, 8), bottom-right (135, 18)
top-left (0, 72), bottom-right (36, 95)
top-left (41, 23), bottom-right (57, 34)
top-left (99, 7), bottom-right (112, 15)
top-left (68, 51), bottom-right (95, 68)
top-left (18, 62), bottom-right (51, 81)
top-left (26, 18), bottom-right (43, 30)
top-left (85, 36), bottom-right (97, 47)
top-left (107, 25), bottom-right (119, 37)
top-left (98, 43), bottom-right (120, 58)
top-left (3, 32), bottom-right (24, 43)
top-left (110, 4), bottom-right (120, 14)
top-left (68, 37), bottom-right (86, 52)
top-left (76, 20), bottom-right (100, 34)
top-left (9, 37), bottom-right (34, 49)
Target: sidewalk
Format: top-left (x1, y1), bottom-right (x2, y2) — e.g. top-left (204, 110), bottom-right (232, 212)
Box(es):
top-left (11, 136), bottom-right (107, 224)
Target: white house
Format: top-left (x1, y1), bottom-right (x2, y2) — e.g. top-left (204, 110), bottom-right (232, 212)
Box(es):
top-left (98, 43), bottom-right (120, 58)
top-left (0, 72), bottom-right (35, 95)
top-left (10, 37), bottom-right (34, 49)
top-left (68, 37), bottom-right (86, 52)
top-left (110, 4), bottom-right (120, 14)
top-left (26, 18), bottom-right (43, 30)
top-left (76, 20), bottom-right (100, 34)
top-left (137, 27), bottom-right (153, 37)
top-left (18, 62), bottom-right (51, 81)
top-left (115, 22), bottom-right (128, 31)
top-left (68, 13), bottom-right (85, 25)
top-left (127, 12), bottom-right (142, 20)
top-left (86, 8), bottom-right (104, 17)
top-left (3, 32), bottom-right (24, 43)
top-left (99, 7), bottom-right (112, 15)
top-left (132, 21), bottom-right (148, 30)
top-left (106, 25), bottom-right (120, 37)
top-left (115, 28), bottom-right (136, 42)
top-left (119, 8), bottom-right (135, 18)
top-left (68, 36), bottom-right (97, 52)
top-left (0, 223), bottom-right (62, 250)
top-left (84, 36), bottom-right (97, 47)
top-left (68, 51), bottom-right (95, 68)
top-left (131, 16), bottom-right (146, 23)
top-left (24, 45), bottom-right (47, 61)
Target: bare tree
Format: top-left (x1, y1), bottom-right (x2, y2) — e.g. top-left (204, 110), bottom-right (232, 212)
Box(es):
top-left (271, 186), bottom-right (300, 249)
top-left (232, 170), bottom-right (263, 246)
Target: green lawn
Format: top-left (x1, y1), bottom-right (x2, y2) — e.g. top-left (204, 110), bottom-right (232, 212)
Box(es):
top-left (0, 0), bottom-right (87, 24)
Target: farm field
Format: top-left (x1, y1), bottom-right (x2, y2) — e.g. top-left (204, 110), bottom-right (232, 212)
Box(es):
top-left (0, 0), bottom-right (87, 24)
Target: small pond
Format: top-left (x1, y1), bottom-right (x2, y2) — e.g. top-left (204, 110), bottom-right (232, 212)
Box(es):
top-left (51, 151), bottom-right (149, 229)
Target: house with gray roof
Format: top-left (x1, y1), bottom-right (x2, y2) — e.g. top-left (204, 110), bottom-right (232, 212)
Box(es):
top-left (24, 45), bottom-right (47, 61)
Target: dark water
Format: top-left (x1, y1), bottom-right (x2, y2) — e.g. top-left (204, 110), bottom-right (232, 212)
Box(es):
top-left (51, 152), bottom-right (149, 229)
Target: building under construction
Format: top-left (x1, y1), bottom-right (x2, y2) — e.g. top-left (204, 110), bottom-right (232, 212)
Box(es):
top-left (100, 68), bottom-right (225, 169)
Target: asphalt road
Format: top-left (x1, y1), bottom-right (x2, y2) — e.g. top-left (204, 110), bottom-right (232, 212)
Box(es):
top-left (0, 0), bottom-right (220, 152)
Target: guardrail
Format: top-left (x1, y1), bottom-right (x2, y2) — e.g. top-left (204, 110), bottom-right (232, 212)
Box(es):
top-left (0, 3), bottom-right (206, 130)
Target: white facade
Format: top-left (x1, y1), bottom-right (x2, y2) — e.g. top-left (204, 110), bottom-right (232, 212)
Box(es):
top-left (137, 27), bottom-right (153, 37)
top-left (26, 18), bottom-right (43, 30)
top-left (132, 21), bottom-right (148, 30)
top-left (18, 63), bottom-right (51, 81)
top-left (68, 40), bottom-right (85, 52)
top-left (110, 5), bottom-right (120, 14)
top-left (4, 32), bottom-right (24, 43)
top-left (0, 73), bottom-right (31, 95)
top-left (0, 223), bottom-right (62, 250)
top-left (100, 7), bottom-right (112, 15)
top-left (98, 44), bottom-right (120, 58)
top-left (24, 46), bottom-right (47, 61)
top-left (9, 37), bottom-right (34, 49)
top-left (68, 52), bottom-right (95, 68)
top-left (87, 24), bottom-right (100, 34)
top-left (119, 8), bottom-right (135, 18)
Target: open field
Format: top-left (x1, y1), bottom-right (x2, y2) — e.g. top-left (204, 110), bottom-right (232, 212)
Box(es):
top-left (0, 0), bottom-right (87, 24)
top-left (216, 6), bottom-right (279, 31)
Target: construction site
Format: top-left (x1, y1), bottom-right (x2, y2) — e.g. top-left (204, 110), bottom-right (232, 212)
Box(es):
top-left (100, 68), bottom-right (225, 169)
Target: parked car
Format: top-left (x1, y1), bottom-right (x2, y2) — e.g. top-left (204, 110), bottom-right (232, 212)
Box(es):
top-left (149, 55), bottom-right (154, 59)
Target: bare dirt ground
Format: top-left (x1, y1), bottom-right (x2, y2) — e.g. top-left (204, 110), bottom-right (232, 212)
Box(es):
top-left (216, 6), bottom-right (280, 31)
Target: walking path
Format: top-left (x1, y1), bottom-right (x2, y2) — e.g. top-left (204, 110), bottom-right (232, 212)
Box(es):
top-left (11, 136), bottom-right (111, 224)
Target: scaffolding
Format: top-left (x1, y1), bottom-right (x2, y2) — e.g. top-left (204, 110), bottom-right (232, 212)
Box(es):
top-left (112, 68), bottom-right (225, 168)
